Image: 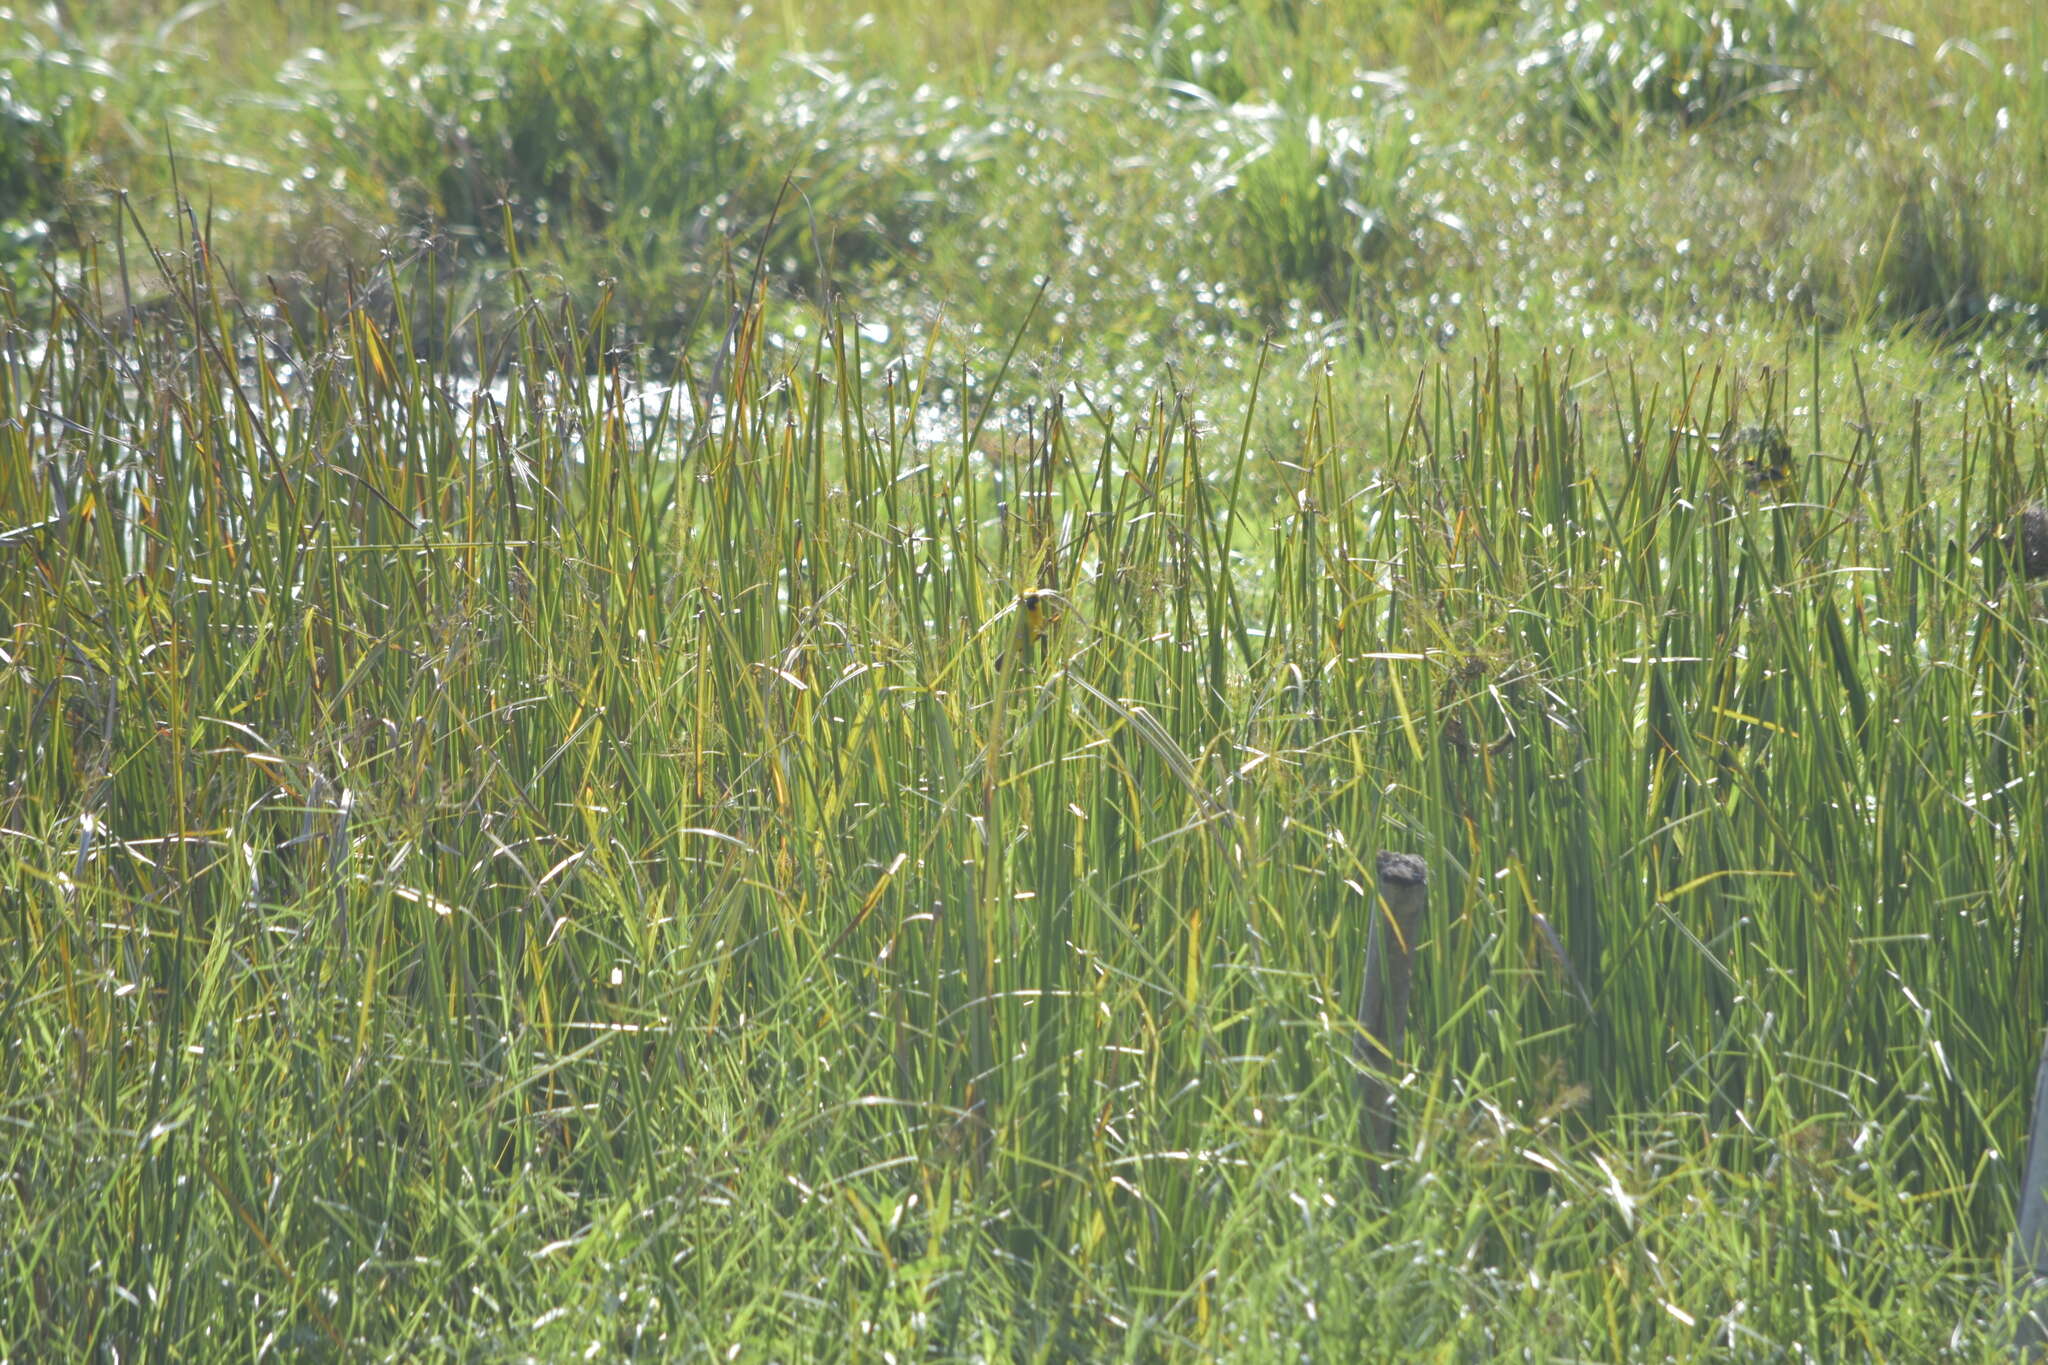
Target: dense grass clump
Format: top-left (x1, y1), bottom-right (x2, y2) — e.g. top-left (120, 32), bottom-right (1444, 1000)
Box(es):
top-left (1512, 0), bottom-right (1818, 141)
top-left (297, 2), bottom-right (751, 246)
top-left (3, 221), bottom-right (2047, 1357)
top-left (1200, 101), bottom-right (1423, 316)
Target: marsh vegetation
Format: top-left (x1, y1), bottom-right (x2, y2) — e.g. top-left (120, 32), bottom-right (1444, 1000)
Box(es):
top-left (4, 0), bottom-right (2048, 1357)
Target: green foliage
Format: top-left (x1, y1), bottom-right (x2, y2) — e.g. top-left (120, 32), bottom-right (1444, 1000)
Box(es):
top-left (3, 223), bottom-right (2046, 1357)
top-left (1201, 102), bottom-right (1425, 313)
top-left (11, 0), bottom-right (2047, 367)
top-left (268, 2), bottom-right (1020, 342)
top-left (1511, 0), bottom-right (1816, 139)
top-left (1137, 0), bottom-right (1259, 103)
top-left (3, 1), bottom-right (2048, 1347)
top-left (292, 1), bottom-right (751, 245)
top-left (0, 13), bottom-right (113, 251)
top-left (0, 87), bottom-right (66, 240)
top-left (1825, 16), bottom-right (2048, 331)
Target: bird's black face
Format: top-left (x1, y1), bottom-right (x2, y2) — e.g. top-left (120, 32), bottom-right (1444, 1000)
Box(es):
top-left (1020, 589), bottom-right (1061, 641)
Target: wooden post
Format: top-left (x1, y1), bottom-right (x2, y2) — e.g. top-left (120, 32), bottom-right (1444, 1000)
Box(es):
top-left (2013, 504), bottom-right (2048, 581)
top-left (2015, 1026), bottom-right (2048, 1355)
top-left (1355, 851), bottom-right (1429, 1155)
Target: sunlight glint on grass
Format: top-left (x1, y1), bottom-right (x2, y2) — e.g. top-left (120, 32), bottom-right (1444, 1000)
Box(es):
top-left (1, 234), bottom-right (2045, 1357)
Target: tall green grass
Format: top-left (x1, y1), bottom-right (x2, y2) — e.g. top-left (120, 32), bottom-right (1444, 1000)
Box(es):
top-left (3, 217), bottom-right (2045, 1357)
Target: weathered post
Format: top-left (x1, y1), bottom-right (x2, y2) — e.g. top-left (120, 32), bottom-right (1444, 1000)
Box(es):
top-left (2006, 507), bottom-right (2048, 1351)
top-left (2013, 504), bottom-right (2048, 581)
top-left (1355, 851), bottom-right (1429, 1155)
top-left (2014, 1026), bottom-right (2048, 1354)
top-left (1976, 503), bottom-right (2048, 581)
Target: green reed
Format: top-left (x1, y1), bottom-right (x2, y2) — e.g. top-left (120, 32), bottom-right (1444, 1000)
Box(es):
top-left (2, 230), bottom-right (2044, 1358)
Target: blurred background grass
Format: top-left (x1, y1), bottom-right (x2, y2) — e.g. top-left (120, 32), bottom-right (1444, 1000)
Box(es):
top-left (5, 0), bottom-right (2045, 400)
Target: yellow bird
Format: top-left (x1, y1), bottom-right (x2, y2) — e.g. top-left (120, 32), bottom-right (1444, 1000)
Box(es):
top-left (1001, 588), bottom-right (1063, 668)
top-left (1726, 424), bottom-right (1794, 491)
top-left (1020, 588), bottom-right (1061, 643)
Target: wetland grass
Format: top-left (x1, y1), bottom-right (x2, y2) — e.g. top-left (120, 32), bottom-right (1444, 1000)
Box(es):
top-left (3, 232), bottom-right (2046, 1357)
top-left (3, 0), bottom-right (2048, 1356)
